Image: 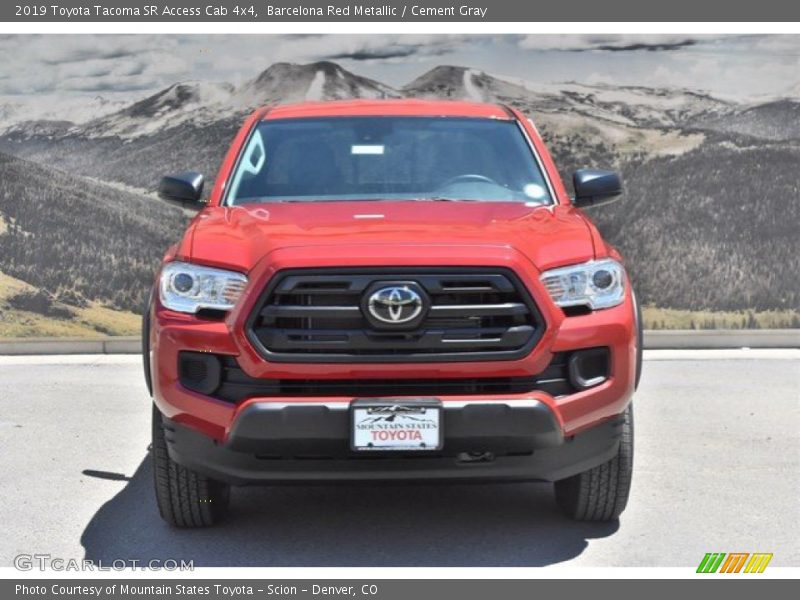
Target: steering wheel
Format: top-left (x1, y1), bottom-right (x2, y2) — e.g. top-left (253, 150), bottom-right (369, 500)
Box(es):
top-left (437, 174), bottom-right (499, 189)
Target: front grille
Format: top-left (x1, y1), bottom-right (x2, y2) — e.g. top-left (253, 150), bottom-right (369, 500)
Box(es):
top-left (246, 268), bottom-right (545, 363)
top-left (214, 353), bottom-right (574, 403)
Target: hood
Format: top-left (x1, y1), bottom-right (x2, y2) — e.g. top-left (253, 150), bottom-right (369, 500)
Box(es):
top-left (184, 201), bottom-right (595, 273)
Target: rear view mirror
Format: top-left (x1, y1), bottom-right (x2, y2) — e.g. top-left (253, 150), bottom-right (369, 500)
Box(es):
top-left (572, 169), bottom-right (622, 208)
top-left (158, 172), bottom-right (205, 209)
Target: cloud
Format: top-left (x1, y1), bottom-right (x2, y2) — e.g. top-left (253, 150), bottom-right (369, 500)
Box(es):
top-left (328, 47), bottom-right (420, 61)
top-left (0, 34), bottom-right (798, 104)
top-left (277, 35), bottom-right (473, 63)
top-left (592, 40), bottom-right (697, 52)
top-left (41, 47), bottom-right (138, 65)
top-left (37, 36), bottom-right (177, 65)
top-left (518, 35), bottom-right (707, 52)
top-left (0, 36), bottom-right (189, 95)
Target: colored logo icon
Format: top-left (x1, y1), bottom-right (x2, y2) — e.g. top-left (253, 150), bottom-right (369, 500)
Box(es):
top-left (697, 553), bottom-right (773, 573)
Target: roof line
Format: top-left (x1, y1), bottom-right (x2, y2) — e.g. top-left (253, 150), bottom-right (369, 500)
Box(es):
top-left (498, 103), bottom-right (518, 119)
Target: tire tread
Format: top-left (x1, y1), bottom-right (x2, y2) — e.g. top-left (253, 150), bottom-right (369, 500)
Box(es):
top-left (555, 405), bottom-right (634, 521)
top-left (151, 404), bottom-right (229, 527)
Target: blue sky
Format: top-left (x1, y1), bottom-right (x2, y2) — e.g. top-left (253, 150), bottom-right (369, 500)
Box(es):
top-left (0, 34), bottom-right (798, 100)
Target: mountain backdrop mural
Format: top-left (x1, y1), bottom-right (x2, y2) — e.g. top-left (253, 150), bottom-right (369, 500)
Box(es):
top-left (0, 40), bottom-right (798, 337)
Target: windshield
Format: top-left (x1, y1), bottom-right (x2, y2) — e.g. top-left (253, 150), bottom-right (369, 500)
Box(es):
top-left (226, 117), bottom-right (553, 205)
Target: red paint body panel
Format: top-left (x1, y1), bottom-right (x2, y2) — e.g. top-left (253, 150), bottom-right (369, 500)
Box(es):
top-left (150, 99), bottom-right (636, 452)
top-left (184, 202), bottom-right (594, 274)
top-left (264, 99), bottom-right (513, 121)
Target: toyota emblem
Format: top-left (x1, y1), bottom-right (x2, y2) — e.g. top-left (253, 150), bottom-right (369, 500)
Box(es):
top-left (366, 285), bottom-right (425, 326)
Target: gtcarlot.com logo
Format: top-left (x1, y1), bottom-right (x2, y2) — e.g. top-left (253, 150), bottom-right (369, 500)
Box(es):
top-left (14, 554), bottom-right (194, 571)
top-left (697, 552), bottom-right (773, 573)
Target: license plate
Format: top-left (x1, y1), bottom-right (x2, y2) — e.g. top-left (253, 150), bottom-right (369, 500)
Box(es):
top-left (351, 399), bottom-right (442, 451)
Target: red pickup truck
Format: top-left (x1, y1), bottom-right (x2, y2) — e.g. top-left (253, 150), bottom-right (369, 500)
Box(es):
top-left (144, 99), bottom-right (641, 527)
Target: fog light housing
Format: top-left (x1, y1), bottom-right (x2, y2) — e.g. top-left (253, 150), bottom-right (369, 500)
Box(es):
top-left (178, 351), bottom-right (221, 396)
top-left (568, 347), bottom-right (610, 390)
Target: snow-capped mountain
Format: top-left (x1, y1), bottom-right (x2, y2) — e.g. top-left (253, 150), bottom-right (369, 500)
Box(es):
top-left (401, 65), bottom-right (521, 101)
top-left (403, 65), bottom-right (733, 129)
top-left (0, 93), bottom-right (134, 133)
top-left (5, 61), bottom-right (799, 143)
top-left (236, 61), bottom-right (398, 105)
top-left (3, 60), bottom-right (797, 197)
top-left (79, 81), bottom-right (235, 139)
top-left (69, 62), bottom-right (400, 140)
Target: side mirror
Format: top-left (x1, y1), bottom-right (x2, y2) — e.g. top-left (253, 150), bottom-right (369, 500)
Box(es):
top-left (158, 172), bottom-right (205, 209)
top-left (572, 169), bottom-right (622, 208)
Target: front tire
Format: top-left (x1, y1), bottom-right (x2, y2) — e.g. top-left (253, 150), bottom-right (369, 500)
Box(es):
top-left (151, 404), bottom-right (230, 527)
top-left (554, 405), bottom-right (633, 521)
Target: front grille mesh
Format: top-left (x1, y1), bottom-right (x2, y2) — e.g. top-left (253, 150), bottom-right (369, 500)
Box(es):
top-left (247, 269), bottom-right (544, 363)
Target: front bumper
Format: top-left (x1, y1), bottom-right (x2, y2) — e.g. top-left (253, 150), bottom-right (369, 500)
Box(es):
top-left (161, 400), bottom-right (625, 485)
top-left (151, 292), bottom-right (636, 442)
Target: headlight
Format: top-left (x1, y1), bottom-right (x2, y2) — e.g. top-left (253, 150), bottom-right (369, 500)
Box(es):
top-left (540, 259), bottom-right (625, 310)
top-left (159, 261), bottom-right (248, 314)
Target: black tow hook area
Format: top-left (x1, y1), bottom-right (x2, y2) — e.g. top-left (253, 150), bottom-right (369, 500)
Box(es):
top-left (457, 451), bottom-right (495, 464)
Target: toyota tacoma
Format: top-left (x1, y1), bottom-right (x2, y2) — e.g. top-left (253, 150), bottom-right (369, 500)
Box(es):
top-left (144, 99), bottom-right (641, 527)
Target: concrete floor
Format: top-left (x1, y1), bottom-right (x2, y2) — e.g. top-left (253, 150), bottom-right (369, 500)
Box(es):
top-left (0, 350), bottom-right (797, 567)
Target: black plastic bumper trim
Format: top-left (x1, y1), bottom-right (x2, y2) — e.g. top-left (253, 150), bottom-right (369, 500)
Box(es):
top-left (161, 403), bottom-right (625, 485)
